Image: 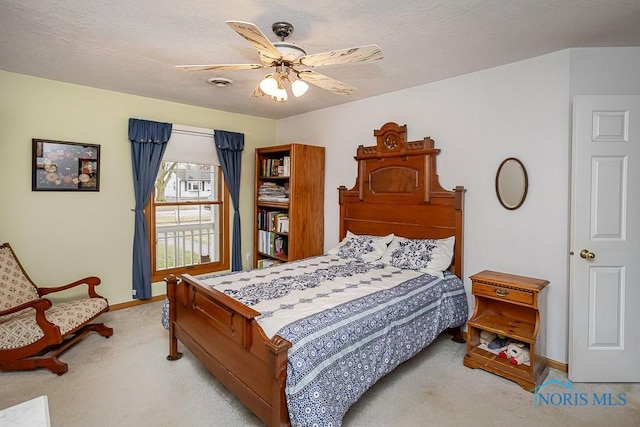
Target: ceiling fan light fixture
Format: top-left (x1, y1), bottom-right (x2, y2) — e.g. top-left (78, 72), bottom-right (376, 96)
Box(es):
top-left (259, 75), bottom-right (278, 96)
top-left (291, 79), bottom-right (309, 97)
top-left (272, 87), bottom-right (288, 102)
top-left (177, 21), bottom-right (385, 101)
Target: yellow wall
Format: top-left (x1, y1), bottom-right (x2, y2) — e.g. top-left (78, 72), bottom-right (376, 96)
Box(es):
top-left (0, 71), bottom-right (276, 304)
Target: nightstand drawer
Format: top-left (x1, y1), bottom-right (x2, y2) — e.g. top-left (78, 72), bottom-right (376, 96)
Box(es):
top-left (473, 282), bottom-right (533, 306)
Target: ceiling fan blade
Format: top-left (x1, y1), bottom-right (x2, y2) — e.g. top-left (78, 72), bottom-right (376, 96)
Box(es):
top-left (175, 64), bottom-right (264, 71)
top-left (226, 20), bottom-right (283, 62)
top-left (299, 44), bottom-right (383, 67)
top-left (297, 70), bottom-right (355, 95)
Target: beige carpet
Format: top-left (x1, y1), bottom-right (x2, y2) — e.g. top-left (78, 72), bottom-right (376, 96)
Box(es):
top-left (1, 301), bottom-right (638, 426)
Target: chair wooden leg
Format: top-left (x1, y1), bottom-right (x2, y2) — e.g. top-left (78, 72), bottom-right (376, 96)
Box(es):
top-left (39, 356), bottom-right (69, 375)
top-left (89, 323), bottom-right (114, 338)
top-left (0, 355), bottom-right (68, 375)
top-left (0, 322), bottom-right (113, 375)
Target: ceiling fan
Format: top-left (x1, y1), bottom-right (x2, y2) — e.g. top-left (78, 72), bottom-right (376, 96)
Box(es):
top-left (175, 20), bottom-right (384, 102)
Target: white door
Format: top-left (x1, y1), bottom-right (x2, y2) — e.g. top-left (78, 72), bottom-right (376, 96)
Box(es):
top-left (569, 95), bottom-right (640, 382)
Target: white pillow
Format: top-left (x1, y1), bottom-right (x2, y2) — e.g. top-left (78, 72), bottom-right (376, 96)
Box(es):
top-left (327, 231), bottom-right (394, 262)
top-left (380, 236), bottom-right (455, 278)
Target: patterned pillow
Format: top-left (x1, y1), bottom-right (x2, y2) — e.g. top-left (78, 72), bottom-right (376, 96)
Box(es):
top-left (380, 236), bottom-right (455, 277)
top-left (326, 231), bottom-right (394, 262)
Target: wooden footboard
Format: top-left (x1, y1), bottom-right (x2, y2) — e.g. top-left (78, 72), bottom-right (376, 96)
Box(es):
top-left (165, 274), bottom-right (291, 427)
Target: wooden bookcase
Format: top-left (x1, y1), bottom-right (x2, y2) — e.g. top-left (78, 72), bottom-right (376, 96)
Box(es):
top-left (463, 270), bottom-right (549, 391)
top-left (253, 143), bottom-right (325, 268)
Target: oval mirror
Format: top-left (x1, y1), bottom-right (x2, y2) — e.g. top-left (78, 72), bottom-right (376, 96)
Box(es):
top-left (496, 157), bottom-right (528, 210)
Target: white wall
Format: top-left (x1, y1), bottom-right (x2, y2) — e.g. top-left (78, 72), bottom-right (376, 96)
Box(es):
top-left (570, 47), bottom-right (640, 96)
top-left (278, 51), bottom-right (573, 363)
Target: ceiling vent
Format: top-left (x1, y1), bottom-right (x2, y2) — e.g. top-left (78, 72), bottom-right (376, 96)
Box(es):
top-left (207, 77), bottom-right (233, 87)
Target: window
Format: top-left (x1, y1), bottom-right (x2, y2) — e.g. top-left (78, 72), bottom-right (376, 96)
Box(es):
top-left (147, 126), bottom-right (229, 282)
top-left (186, 180), bottom-right (205, 192)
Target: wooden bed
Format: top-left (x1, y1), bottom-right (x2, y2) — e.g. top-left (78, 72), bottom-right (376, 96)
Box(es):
top-left (165, 122), bottom-right (466, 426)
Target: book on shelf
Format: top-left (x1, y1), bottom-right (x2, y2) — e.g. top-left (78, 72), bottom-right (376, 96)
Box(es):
top-left (257, 230), bottom-right (265, 254)
top-left (257, 197), bottom-right (289, 203)
top-left (273, 235), bottom-right (287, 256)
top-left (282, 156), bottom-right (290, 177)
top-left (261, 158), bottom-right (273, 177)
top-left (272, 212), bottom-right (287, 232)
top-left (258, 182), bottom-right (289, 203)
top-left (271, 159), bottom-right (281, 176)
top-left (257, 258), bottom-right (282, 269)
top-left (257, 234), bottom-right (287, 257)
top-left (261, 156), bottom-right (291, 177)
top-left (276, 215), bottom-right (289, 233)
top-left (257, 210), bottom-right (290, 232)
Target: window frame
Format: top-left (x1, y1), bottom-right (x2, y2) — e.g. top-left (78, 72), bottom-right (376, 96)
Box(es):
top-left (147, 165), bottom-right (230, 283)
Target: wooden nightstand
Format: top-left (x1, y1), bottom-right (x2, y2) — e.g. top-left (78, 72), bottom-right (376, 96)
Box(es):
top-left (463, 270), bottom-right (549, 391)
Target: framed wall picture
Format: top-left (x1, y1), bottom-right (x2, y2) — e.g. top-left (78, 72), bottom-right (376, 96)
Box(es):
top-left (32, 139), bottom-right (101, 191)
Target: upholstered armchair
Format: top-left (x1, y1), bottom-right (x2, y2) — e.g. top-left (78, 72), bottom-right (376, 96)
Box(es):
top-left (0, 242), bottom-right (113, 375)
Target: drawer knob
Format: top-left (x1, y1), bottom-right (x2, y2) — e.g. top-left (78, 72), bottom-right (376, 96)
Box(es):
top-left (495, 288), bottom-right (509, 297)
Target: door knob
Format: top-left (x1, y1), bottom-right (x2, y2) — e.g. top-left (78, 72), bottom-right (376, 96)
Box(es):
top-left (580, 249), bottom-right (596, 260)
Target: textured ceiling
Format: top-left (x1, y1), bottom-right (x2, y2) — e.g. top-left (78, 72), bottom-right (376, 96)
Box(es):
top-left (1, 1), bottom-right (639, 120)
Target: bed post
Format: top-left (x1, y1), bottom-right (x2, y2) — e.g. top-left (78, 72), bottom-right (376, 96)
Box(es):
top-left (267, 336), bottom-right (293, 426)
top-left (165, 274), bottom-right (183, 361)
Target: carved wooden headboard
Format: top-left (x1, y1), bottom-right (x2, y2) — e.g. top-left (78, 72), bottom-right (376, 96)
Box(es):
top-left (338, 122), bottom-right (466, 278)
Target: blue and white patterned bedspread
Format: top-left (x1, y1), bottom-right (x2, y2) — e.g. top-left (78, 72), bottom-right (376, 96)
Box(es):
top-left (197, 255), bottom-right (468, 427)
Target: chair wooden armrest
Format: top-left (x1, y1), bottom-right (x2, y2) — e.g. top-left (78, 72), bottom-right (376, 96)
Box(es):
top-left (37, 276), bottom-right (104, 299)
top-left (0, 298), bottom-right (63, 344)
top-left (0, 297), bottom-right (52, 316)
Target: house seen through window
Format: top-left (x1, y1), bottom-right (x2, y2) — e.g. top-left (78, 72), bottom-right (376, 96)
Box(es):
top-left (147, 126), bottom-right (229, 282)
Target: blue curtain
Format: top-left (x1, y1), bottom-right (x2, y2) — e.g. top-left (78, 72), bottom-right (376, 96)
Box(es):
top-left (129, 118), bottom-right (172, 299)
top-left (214, 130), bottom-right (244, 271)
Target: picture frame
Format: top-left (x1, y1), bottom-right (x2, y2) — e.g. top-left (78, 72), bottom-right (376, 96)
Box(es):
top-left (32, 139), bottom-right (101, 191)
